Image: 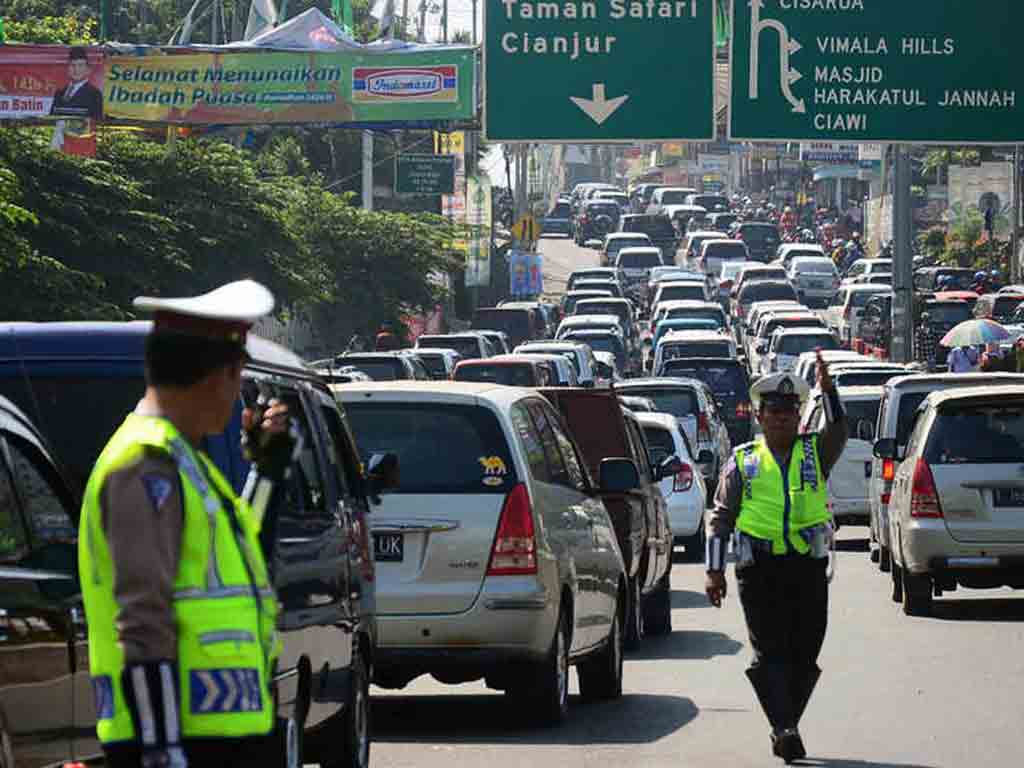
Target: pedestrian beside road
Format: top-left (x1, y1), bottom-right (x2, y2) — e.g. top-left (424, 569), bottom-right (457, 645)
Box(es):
top-left (704, 352), bottom-right (848, 764)
top-left (948, 344), bottom-right (980, 373)
top-left (78, 280), bottom-right (298, 768)
top-left (375, 321), bottom-right (401, 351)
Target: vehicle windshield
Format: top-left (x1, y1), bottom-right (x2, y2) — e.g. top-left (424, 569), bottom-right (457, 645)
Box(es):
top-left (935, 270), bottom-right (975, 290)
top-left (925, 403), bottom-right (1024, 464)
top-left (741, 283), bottom-right (798, 304)
top-left (896, 392), bottom-right (929, 444)
top-left (473, 309), bottom-right (530, 339)
top-left (566, 334), bottom-right (622, 357)
top-left (420, 337), bottom-right (482, 359)
top-left (661, 342), bottom-right (732, 361)
top-left (624, 216), bottom-right (675, 238)
top-left (621, 388), bottom-right (698, 418)
top-left (845, 400), bottom-right (882, 439)
top-left (851, 290), bottom-right (890, 308)
top-left (777, 334), bottom-right (839, 355)
top-left (660, 363), bottom-right (747, 396)
top-left (743, 268), bottom-right (788, 282)
top-left (832, 371), bottom-right (903, 387)
top-left (693, 195), bottom-right (729, 210)
top-left (564, 292), bottom-right (611, 313)
top-left (794, 261), bottom-right (836, 275)
top-left (642, 424), bottom-right (676, 457)
top-left (657, 285), bottom-right (706, 302)
top-left (575, 302), bottom-right (628, 321)
top-left (575, 281), bottom-right (621, 297)
top-left (607, 237), bottom-right (650, 256)
top-left (657, 320), bottom-right (720, 335)
top-left (664, 308), bottom-right (725, 325)
top-left (619, 251), bottom-right (663, 268)
top-left (417, 355), bottom-right (449, 379)
top-left (345, 403), bottom-right (517, 493)
top-left (705, 243), bottom-right (748, 259)
top-left (659, 190), bottom-right (688, 205)
top-left (992, 296), bottom-right (1024, 318)
top-left (741, 225), bottom-right (780, 244)
top-left (454, 364), bottom-right (538, 386)
top-left (340, 358), bottom-right (402, 381)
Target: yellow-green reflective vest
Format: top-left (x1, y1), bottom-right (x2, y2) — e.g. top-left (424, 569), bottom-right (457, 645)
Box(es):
top-left (734, 435), bottom-right (829, 555)
top-left (79, 414), bottom-right (279, 744)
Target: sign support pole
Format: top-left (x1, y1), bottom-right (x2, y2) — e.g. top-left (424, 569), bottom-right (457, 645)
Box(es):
top-left (1013, 145), bottom-right (1021, 282)
top-left (362, 131), bottom-right (374, 211)
top-left (890, 144), bottom-right (914, 364)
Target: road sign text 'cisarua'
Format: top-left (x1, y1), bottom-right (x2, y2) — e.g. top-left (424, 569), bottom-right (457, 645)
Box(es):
top-left (485, 0), bottom-right (714, 142)
top-left (729, 0), bottom-right (1024, 143)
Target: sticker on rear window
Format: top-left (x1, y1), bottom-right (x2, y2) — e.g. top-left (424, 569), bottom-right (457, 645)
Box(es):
top-left (479, 456), bottom-right (508, 476)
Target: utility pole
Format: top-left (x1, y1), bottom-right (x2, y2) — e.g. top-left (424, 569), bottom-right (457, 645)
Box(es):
top-left (417, 1), bottom-right (427, 41)
top-left (472, 0), bottom-right (478, 44)
top-left (211, 0), bottom-right (221, 44)
top-left (890, 145), bottom-right (914, 364)
top-left (402, 0), bottom-right (410, 39)
top-left (442, 0), bottom-right (449, 42)
top-left (1013, 145), bottom-right (1021, 282)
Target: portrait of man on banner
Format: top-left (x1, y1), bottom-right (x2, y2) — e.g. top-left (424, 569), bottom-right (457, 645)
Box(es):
top-left (49, 46), bottom-right (102, 156)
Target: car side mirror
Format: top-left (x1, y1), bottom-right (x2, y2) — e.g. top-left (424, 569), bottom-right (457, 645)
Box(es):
top-left (872, 438), bottom-right (898, 460)
top-left (656, 454), bottom-right (684, 481)
top-left (366, 452), bottom-right (400, 499)
top-left (696, 450), bottom-right (715, 465)
top-left (599, 457), bottom-right (641, 493)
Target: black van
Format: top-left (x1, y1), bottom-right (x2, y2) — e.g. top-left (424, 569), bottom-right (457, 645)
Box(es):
top-left (472, 307), bottom-right (537, 349)
top-left (0, 322), bottom-right (379, 768)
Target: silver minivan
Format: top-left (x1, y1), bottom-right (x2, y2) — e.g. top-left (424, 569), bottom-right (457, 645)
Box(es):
top-left (334, 382), bottom-right (630, 723)
top-left (879, 385), bottom-right (1024, 616)
top-left (869, 373), bottom-right (1024, 573)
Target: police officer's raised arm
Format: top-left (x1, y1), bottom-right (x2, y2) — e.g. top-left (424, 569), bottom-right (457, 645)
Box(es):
top-left (815, 351), bottom-right (849, 475)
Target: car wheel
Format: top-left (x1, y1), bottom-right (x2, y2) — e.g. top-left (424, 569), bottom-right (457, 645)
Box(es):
top-left (578, 596), bottom-right (624, 701)
top-left (321, 654), bottom-right (371, 768)
top-left (624, 575), bottom-right (644, 649)
top-left (529, 606), bottom-right (571, 726)
top-left (642, 569), bottom-right (672, 636)
top-left (903, 571), bottom-right (933, 617)
top-left (879, 546), bottom-right (892, 573)
top-left (683, 521), bottom-right (705, 563)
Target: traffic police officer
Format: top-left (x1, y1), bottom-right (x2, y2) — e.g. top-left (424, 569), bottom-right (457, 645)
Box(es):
top-left (78, 280), bottom-right (297, 768)
top-left (704, 352), bottom-right (848, 763)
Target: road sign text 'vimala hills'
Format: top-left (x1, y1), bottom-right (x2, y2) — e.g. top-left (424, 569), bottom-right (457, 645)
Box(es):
top-left (485, 0), bottom-right (715, 142)
top-left (729, 0), bottom-right (1024, 143)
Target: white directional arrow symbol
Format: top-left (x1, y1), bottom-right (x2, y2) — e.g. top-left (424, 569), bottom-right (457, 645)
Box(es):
top-left (788, 69), bottom-right (803, 85)
top-left (788, 38), bottom-right (802, 55)
top-left (570, 84), bottom-right (629, 126)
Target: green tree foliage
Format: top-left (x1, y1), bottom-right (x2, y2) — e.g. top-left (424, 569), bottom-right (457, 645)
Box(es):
top-left (3, 12), bottom-right (96, 43)
top-left (0, 127), bottom-right (459, 339)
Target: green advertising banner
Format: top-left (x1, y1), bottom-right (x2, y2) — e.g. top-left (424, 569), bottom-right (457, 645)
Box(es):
top-left (395, 154), bottom-right (456, 195)
top-left (729, 0), bottom-right (1024, 143)
top-left (104, 48), bottom-right (475, 124)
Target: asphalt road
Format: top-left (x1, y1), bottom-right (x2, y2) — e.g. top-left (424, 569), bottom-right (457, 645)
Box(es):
top-left (369, 236), bottom-right (1024, 768)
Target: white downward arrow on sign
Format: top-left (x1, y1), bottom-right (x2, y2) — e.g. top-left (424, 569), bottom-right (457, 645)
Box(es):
top-left (570, 84), bottom-right (629, 125)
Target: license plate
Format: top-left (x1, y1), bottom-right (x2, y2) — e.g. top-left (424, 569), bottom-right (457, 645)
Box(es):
top-left (864, 461), bottom-right (873, 479)
top-left (993, 488), bottom-right (1024, 507)
top-left (374, 532), bottom-right (404, 562)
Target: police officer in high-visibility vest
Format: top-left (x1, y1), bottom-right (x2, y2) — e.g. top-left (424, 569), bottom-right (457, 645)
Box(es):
top-left (705, 352), bottom-right (848, 764)
top-left (79, 280), bottom-right (297, 768)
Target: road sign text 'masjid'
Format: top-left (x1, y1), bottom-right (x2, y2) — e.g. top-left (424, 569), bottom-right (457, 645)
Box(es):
top-left (485, 0), bottom-right (714, 142)
top-left (729, 0), bottom-right (1024, 143)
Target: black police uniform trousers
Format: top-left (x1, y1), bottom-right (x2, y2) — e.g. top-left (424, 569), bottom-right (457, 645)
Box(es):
top-left (737, 550), bottom-right (828, 733)
top-left (103, 731), bottom-right (282, 768)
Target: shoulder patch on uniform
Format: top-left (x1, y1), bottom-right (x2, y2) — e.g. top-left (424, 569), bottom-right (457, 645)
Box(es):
top-left (142, 473), bottom-right (174, 512)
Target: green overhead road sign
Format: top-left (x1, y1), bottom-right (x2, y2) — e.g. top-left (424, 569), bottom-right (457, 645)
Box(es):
top-left (485, 0), bottom-right (715, 142)
top-left (729, 0), bottom-right (1024, 143)
top-left (395, 154), bottom-right (456, 196)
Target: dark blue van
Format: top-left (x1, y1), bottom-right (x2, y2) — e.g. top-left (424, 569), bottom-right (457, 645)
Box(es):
top-left (0, 322), bottom-right (376, 768)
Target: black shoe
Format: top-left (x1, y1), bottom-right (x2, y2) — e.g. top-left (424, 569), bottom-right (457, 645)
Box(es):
top-left (772, 729), bottom-right (806, 764)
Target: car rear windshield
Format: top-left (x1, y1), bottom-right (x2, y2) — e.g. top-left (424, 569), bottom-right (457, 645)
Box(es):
top-left (743, 268), bottom-right (788, 282)
top-left (658, 285), bottom-right (705, 302)
top-left (763, 318), bottom-right (824, 336)
top-left (564, 293), bottom-right (607, 313)
top-left (621, 389), bottom-right (698, 418)
top-left (844, 400), bottom-right (882, 436)
top-left (660, 363), bottom-right (747, 396)
top-left (935, 270), bottom-right (974, 290)
top-left (740, 225), bottom-right (780, 243)
top-left (551, 203), bottom-right (570, 216)
top-left (664, 308), bottom-right (725, 325)
top-left (576, 302), bottom-right (627, 321)
top-left (619, 251), bottom-right (663, 268)
top-left (851, 290), bottom-right (889, 308)
top-left (473, 309), bottom-right (531, 338)
top-left (662, 342), bottom-right (732, 360)
top-left (608, 238), bottom-right (649, 255)
top-left (993, 296), bottom-right (1024, 317)
top-left (418, 336), bottom-right (481, 359)
top-left (345, 403), bottom-right (517, 493)
top-left (567, 334), bottom-right (622, 357)
top-left (455, 364), bottom-right (538, 386)
top-left (925, 403), bottom-right (1024, 464)
top-left (777, 335), bottom-right (838, 355)
top-left (693, 195), bottom-right (729, 210)
top-left (794, 261), bottom-right (835, 274)
top-left (926, 303), bottom-right (972, 324)
top-left (705, 243), bottom-right (748, 259)
top-left (624, 216), bottom-right (675, 238)
top-left (575, 281), bottom-right (621, 297)
top-left (418, 355), bottom-right (448, 379)
top-left (741, 283), bottom-right (798, 304)
top-left (341, 359), bottom-right (403, 381)
top-left (832, 371), bottom-right (902, 387)
top-left (659, 191), bottom-right (688, 205)
top-left (642, 424), bottom-right (676, 456)
top-left (587, 203), bottom-right (619, 216)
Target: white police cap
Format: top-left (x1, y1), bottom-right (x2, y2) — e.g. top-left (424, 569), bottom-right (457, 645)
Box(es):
top-left (134, 280), bottom-right (274, 343)
top-left (750, 372), bottom-right (810, 408)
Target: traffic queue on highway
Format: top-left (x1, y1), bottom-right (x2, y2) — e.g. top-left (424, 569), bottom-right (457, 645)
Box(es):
top-left (5, 182), bottom-right (1024, 768)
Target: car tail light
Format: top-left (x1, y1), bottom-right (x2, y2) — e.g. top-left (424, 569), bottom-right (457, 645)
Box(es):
top-left (720, 279), bottom-right (734, 291)
top-left (735, 401), bottom-right (752, 419)
top-left (487, 483), bottom-right (538, 575)
top-left (843, 303), bottom-right (852, 319)
top-left (882, 458), bottom-right (895, 482)
top-left (910, 459), bottom-right (943, 519)
top-left (674, 462), bottom-right (694, 492)
top-left (881, 493), bottom-right (891, 505)
top-left (698, 413), bottom-right (712, 443)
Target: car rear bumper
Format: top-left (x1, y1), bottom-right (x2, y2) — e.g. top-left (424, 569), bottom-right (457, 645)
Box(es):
top-left (901, 519), bottom-right (1024, 576)
top-left (666, 492), bottom-right (704, 537)
top-left (831, 497), bottom-right (868, 524)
